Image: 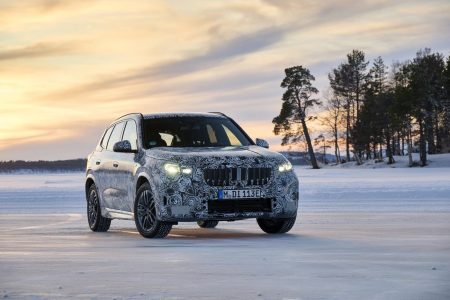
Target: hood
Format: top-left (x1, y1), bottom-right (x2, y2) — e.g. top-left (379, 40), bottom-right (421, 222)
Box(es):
top-left (145, 145), bottom-right (286, 168)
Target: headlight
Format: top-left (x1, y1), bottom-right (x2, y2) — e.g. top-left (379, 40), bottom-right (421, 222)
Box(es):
top-left (181, 167), bottom-right (192, 175)
top-left (164, 163), bottom-right (180, 176)
top-left (164, 163), bottom-right (192, 176)
top-left (278, 161), bottom-right (293, 172)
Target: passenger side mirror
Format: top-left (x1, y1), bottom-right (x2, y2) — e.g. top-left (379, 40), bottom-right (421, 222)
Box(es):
top-left (113, 140), bottom-right (135, 153)
top-left (255, 138), bottom-right (269, 148)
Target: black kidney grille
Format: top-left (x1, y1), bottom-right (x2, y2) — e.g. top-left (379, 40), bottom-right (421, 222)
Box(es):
top-left (203, 167), bottom-right (272, 186)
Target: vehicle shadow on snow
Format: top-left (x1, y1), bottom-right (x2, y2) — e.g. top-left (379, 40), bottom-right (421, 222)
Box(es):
top-left (107, 226), bottom-right (306, 241)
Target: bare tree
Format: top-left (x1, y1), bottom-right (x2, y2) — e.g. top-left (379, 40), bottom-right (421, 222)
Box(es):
top-left (314, 134), bottom-right (331, 164)
top-left (321, 91), bottom-right (343, 163)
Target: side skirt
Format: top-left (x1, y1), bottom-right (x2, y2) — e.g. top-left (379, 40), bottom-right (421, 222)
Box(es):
top-left (104, 208), bottom-right (134, 220)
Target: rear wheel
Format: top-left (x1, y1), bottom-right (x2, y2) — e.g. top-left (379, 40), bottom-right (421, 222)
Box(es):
top-left (197, 220), bottom-right (219, 228)
top-left (87, 183), bottom-right (111, 232)
top-left (135, 183), bottom-right (172, 238)
top-left (257, 216), bottom-right (296, 234)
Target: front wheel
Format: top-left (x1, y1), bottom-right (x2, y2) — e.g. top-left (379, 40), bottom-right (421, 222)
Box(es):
top-left (197, 220), bottom-right (219, 228)
top-left (257, 216), bottom-right (296, 234)
top-left (135, 183), bottom-right (172, 238)
top-left (87, 183), bottom-right (111, 232)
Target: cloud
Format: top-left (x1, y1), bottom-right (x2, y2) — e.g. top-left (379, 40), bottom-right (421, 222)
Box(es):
top-left (39, 0), bottom-right (419, 104)
top-left (30, 0), bottom-right (81, 13)
top-left (145, 27), bottom-right (285, 77)
top-left (0, 42), bottom-right (79, 61)
top-left (0, 0), bottom-right (98, 27)
top-left (0, 119), bottom-right (106, 159)
top-left (42, 25), bottom-right (287, 102)
top-left (30, 1), bottom-right (394, 99)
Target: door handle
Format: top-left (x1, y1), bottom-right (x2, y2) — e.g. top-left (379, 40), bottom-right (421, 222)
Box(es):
top-left (95, 161), bottom-right (101, 165)
top-left (113, 162), bottom-right (119, 168)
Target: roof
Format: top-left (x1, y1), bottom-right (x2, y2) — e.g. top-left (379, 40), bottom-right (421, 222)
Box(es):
top-left (142, 112), bottom-right (227, 119)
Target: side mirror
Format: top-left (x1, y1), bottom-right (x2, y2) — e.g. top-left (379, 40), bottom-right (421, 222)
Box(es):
top-left (113, 140), bottom-right (135, 153)
top-left (255, 138), bottom-right (269, 149)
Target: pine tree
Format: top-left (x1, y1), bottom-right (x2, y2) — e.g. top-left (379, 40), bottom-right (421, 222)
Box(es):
top-left (408, 49), bottom-right (446, 165)
top-left (347, 50), bottom-right (370, 119)
top-left (273, 66), bottom-right (321, 169)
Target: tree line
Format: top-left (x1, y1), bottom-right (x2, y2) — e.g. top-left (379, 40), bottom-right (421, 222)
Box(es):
top-left (0, 159), bottom-right (87, 173)
top-left (273, 48), bottom-right (450, 168)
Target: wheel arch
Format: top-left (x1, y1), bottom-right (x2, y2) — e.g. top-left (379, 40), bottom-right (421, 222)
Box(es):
top-left (133, 172), bottom-right (153, 214)
top-left (85, 174), bottom-right (96, 200)
top-left (136, 174), bottom-right (150, 193)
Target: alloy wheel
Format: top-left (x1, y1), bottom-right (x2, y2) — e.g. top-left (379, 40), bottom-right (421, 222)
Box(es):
top-left (136, 190), bottom-right (156, 232)
top-left (88, 189), bottom-right (99, 226)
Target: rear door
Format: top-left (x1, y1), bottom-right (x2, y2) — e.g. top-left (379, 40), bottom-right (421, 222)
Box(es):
top-left (93, 125), bottom-right (114, 201)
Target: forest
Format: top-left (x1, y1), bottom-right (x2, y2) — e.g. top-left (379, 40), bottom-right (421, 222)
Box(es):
top-left (273, 48), bottom-right (450, 168)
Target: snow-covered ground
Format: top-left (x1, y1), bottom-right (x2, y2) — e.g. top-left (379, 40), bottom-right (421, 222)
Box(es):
top-left (1, 167), bottom-right (449, 299)
top-left (326, 152), bottom-right (450, 168)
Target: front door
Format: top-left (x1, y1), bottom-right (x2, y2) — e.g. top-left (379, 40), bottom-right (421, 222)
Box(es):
top-left (112, 120), bottom-right (139, 212)
top-left (101, 121), bottom-right (126, 210)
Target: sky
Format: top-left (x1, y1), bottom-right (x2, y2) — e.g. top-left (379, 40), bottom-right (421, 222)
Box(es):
top-left (1, 0), bottom-right (449, 160)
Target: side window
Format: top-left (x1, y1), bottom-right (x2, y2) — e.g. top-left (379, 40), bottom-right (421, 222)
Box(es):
top-left (222, 124), bottom-right (242, 146)
top-left (122, 120), bottom-right (138, 150)
top-left (160, 133), bottom-right (174, 146)
top-left (106, 122), bottom-right (125, 151)
top-left (100, 126), bottom-right (114, 149)
top-left (206, 124), bottom-right (218, 144)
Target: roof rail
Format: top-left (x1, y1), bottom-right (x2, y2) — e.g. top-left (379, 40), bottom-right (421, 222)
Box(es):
top-left (208, 111), bottom-right (228, 117)
top-left (114, 112), bottom-right (144, 121)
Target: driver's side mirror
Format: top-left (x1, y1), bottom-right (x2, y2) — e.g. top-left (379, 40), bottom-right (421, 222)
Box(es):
top-left (113, 140), bottom-right (135, 153)
top-left (255, 138), bottom-right (269, 148)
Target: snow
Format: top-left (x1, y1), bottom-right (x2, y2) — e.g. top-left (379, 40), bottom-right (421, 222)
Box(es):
top-left (325, 152), bottom-right (450, 168)
top-left (1, 167), bottom-right (450, 299)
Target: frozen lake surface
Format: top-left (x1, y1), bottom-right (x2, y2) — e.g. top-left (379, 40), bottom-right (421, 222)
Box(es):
top-left (1, 167), bottom-right (450, 299)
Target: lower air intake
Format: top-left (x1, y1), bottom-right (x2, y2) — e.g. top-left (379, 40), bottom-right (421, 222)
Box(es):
top-left (208, 198), bottom-right (272, 214)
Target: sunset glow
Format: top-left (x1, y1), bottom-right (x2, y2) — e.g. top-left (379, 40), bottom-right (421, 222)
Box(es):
top-left (1, 0), bottom-right (449, 160)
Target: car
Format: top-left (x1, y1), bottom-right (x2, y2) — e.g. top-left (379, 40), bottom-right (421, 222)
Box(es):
top-left (85, 112), bottom-right (299, 238)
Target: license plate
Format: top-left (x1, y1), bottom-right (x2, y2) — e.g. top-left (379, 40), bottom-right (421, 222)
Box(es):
top-left (218, 189), bottom-right (261, 199)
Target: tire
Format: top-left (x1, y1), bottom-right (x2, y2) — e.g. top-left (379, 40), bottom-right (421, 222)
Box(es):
top-left (197, 220), bottom-right (219, 228)
top-left (134, 183), bottom-right (172, 238)
top-left (257, 216), bottom-right (296, 234)
top-left (87, 183), bottom-right (111, 232)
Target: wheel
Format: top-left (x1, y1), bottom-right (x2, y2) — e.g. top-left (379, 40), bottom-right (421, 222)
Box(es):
top-left (87, 183), bottom-right (111, 232)
top-left (257, 216), bottom-right (296, 234)
top-left (197, 220), bottom-right (219, 228)
top-left (134, 183), bottom-right (172, 238)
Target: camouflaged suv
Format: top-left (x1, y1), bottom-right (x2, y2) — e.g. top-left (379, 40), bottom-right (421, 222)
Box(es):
top-left (85, 112), bottom-right (298, 238)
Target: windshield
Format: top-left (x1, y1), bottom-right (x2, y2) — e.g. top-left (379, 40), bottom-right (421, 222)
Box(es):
top-left (143, 116), bottom-right (253, 148)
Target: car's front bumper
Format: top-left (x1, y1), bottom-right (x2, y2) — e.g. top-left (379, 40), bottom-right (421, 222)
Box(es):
top-left (150, 167), bottom-right (299, 222)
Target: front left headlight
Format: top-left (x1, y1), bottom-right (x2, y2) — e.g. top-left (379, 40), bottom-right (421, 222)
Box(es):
top-left (278, 161), bottom-right (293, 172)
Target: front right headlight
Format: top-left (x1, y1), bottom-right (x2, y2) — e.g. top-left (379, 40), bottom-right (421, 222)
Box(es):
top-left (164, 162), bottom-right (192, 176)
top-left (164, 163), bottom-right (180, 176)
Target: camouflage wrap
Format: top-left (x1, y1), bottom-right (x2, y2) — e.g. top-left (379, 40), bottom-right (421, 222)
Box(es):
top-left (144, 146), bottom-right (299, 221)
